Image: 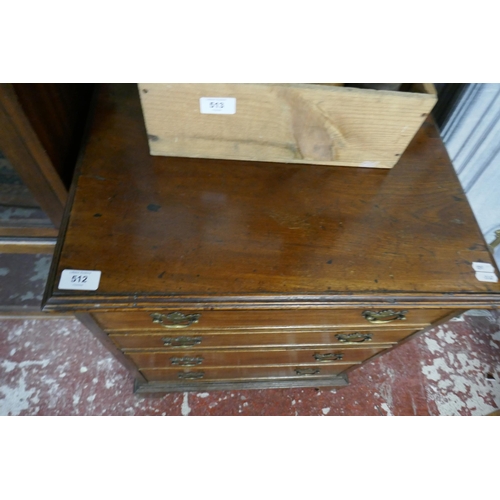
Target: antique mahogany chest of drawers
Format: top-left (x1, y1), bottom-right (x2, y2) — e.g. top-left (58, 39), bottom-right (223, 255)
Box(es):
top-left (42, 84), bottom-right (500, 394)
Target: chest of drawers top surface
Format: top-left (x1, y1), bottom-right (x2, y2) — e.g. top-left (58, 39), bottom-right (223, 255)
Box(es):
top-left (43, 84), bottom-right (500, 312)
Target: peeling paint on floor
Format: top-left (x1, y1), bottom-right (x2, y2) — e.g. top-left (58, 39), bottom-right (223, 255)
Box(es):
top-left (181, 392), bottom-right (191, 416)
top-left (419, 320), bottom-right (500, 416)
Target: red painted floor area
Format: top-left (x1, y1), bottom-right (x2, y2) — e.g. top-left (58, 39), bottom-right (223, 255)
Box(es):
top-left (1, 310), bottom-right (499, 415)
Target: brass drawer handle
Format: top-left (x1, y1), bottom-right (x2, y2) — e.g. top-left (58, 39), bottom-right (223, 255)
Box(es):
top-left (162, 336), bottom-right (202, 347)
top-left (295, 368), bottom-right (320, 376)
top-left (178, 371), bottom-right (205, 380)
top-left (336, 332), bottom-right (373, 343)
top-left (170, 356), bottom-right (204, 367)
top-left (150, 312), bottom-right (201, 329)
top-left (362, 309), bottom-right (407, 324)
top-left (313, 352), bottom-right (343, 362)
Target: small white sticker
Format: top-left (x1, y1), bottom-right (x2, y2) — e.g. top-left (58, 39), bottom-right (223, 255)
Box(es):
top-left (472, 262), bottom-right (495, 273)
top-left (200, 97), bottom-right (236, 115)
top-left (359, 161), bottom-right (379, 168)
top-left (58, 270), bottom-right (101, 290)
top-left (475, 271), bottom-right (499, 283)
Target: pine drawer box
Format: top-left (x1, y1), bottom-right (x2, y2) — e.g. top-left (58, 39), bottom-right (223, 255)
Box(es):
top-left (42, 84), bottom-right (500, 394)
top-left (138, 83), bottom-right (437, 169)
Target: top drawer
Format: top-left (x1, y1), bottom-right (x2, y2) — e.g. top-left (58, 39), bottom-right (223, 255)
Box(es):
top-left (93, 308), bottom-right (455, 332)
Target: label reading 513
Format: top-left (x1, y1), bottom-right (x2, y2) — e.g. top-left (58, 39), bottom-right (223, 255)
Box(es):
top-left (58, 270), bottom-right (101, 290)
top-left (200, 97), bottom-right (236, 115)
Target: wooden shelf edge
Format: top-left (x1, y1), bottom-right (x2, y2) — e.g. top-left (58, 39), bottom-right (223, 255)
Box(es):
top-left (0, 238), bottom-right (56, 254)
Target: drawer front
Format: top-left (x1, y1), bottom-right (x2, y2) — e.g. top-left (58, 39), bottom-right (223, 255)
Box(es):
top-left (126, 346), bottom-right (387, 369)
top-left (94, 308), bottom-right (454, 331)
top-left (110, 328), bottom-right (418, 350)
top-left (141, 364), bottom-right (356, 383)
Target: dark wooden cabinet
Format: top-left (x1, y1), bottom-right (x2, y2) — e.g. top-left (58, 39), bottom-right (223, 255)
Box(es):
top-left (42, 84), bottom-right (500, 393)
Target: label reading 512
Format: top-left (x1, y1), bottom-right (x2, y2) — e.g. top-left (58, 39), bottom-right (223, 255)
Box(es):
top-left (200, 97), bottom-right (236, 115)
top-left (58, 270), bottom-right (101, 290)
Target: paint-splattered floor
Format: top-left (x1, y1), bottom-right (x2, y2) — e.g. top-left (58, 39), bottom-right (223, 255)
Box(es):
top-left (1, 310), bottom-right (499, 416)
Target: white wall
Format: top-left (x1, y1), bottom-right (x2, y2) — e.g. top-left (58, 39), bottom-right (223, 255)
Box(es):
top-left (441, 83), bottom-right (500, 266)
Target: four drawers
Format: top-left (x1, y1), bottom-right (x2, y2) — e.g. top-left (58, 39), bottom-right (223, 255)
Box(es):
top-left (93, 308), bottom-right (452, 387)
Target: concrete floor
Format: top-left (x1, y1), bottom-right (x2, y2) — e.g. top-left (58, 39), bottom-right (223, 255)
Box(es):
top-left (1, 253), bottom-right (500, 415)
